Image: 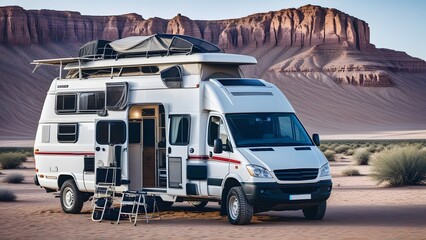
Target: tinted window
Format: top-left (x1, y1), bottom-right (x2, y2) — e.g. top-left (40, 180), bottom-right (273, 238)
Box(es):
top-left (58, 123), bottom-right (78, 143)
top-left (96, 121), bottom-right (126, 145)
top-left (128, 122), bottom-right (141, 144)
top-left (56, 94), bottom-right (76, 113)
top-left (169, 115), bottom-right (190, 145)
top-left (106, 82), bottom-right (128, 111)
top-left (208, 116), bottom-right (230, 151)
top-left (226, 113), bottom-right (313, 147)
top-left (79, 92), bottom-right (105, 111)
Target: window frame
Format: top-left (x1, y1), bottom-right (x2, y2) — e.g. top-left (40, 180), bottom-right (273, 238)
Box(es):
top-left (96, 120), bottom-right (127, 145)
top-left (57, 123), bottom-right (79, 143)
top-left (169, 114), bottom-right (191, 146)
top-left (56, 94), bottom-right (77, 113)
top-left (78, 91), bottom-right (105, 113)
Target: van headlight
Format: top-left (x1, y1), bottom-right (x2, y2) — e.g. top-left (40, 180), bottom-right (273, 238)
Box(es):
top-left (246, 164), bottom-right (272, 178)
top-left (319, 163), bottom-right (331, 177)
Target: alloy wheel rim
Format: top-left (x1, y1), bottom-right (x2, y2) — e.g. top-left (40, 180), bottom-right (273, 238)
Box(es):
top-left (63, 187), bottom-right (74, 209)
top-left (229, 195), bottom-right (239, 220)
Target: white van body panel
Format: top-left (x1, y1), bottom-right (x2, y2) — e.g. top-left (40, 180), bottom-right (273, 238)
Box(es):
top-left (34, 43), bottom-right (331, 219)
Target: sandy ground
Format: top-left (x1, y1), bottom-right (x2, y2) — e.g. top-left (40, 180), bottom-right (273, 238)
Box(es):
top-left (0, 159), bottom-right (425, 240)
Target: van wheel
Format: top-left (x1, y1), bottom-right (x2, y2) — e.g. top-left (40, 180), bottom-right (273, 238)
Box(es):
top-left (227, 186), bottom-right (253, 225)
top-left (188, 201), bottom-right (208, 209)
top-left (60, 179), bottom-right (84, 214)
top-left (302, 201), bottom-right (327, 220)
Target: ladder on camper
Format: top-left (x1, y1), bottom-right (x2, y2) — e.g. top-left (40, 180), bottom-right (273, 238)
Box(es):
top-left (91, 167), bottom-right (119, 222)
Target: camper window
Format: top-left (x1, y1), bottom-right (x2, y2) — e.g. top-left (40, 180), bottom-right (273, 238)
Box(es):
top-left (79, 92), bottom-right (105, 112)
top-left (106, 82), bottom-right (129, 111)
top-left (169, 115), bottom-right (190, 145)
top-left (57, 123), bottom-right (78, 143)
top-left (56, 94), bottom-right (76, 113)
top-left (96, 121), bottom-right (126, 145)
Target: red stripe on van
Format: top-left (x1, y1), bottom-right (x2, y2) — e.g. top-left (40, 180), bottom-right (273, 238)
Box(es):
top-left (34, 152), bottom-right (95, 156)
top-left (188, 155), bottom-right (241, 164)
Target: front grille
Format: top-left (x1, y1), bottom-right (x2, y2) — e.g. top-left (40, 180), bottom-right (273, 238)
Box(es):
top-left (274, 168), bottom-right (318, 181)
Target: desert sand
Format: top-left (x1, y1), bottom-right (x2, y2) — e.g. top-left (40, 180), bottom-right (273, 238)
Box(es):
top-left (0, 159), bottom-right (425, 240)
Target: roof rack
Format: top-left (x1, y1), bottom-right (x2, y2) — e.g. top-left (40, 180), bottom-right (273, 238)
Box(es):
top-left (32, 34), bottom-right (222, 79)
top-left (79, 34), bottom-right (221, 60)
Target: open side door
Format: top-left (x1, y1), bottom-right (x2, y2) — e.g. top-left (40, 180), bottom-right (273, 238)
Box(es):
top-left (167, 114), bottom-right (190, 196)
top-left (94, 120), bottom-right (128, 187)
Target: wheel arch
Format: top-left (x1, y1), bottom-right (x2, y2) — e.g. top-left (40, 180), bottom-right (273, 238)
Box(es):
top-left (57, 174), bottom-right (77, 190)
top-left (220, 176), bottom-right (243, 215)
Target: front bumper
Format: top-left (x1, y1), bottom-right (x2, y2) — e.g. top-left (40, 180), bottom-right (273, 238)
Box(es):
top-left (241, 179), bottom-right (332, 211)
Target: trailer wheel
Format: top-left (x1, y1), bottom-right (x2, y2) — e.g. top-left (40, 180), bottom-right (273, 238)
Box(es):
top-left (188, 201), bottom-right (208, 209)
top-left (227, 186), bottom-right (253, 225)
top-left (302, 201), bottom-right (327, 220)
top-left (60, 179), bottom-right (84, 214)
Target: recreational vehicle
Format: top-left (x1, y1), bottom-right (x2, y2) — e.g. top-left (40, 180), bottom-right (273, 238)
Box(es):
top-left (33, 34), bottom-right (332, 225)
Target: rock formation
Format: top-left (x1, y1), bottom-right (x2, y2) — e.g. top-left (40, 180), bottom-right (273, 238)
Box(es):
top-left (1, 4), bottom-right (424, 88)
top-left (1, 5), bottom-right (426, 141)
top-left (0, 5), bottom-right (371, 50)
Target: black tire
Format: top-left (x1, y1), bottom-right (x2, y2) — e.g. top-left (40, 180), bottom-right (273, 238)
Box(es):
top-left (226, 186), bottom-right (253, 225)
top-left (302, 201), bottom-right (327, 220)
top-left (188, 201), bottom-right (208, 209)
top-left (60, 179), bottom-right (84, 214)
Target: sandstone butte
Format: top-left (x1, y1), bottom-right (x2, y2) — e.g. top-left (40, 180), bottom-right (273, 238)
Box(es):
top-left (1, 4), bottom-right (425, 87)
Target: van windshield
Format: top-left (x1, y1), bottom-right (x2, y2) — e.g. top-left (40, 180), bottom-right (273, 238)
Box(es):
top-left (226, 113), bottom-right (313, 147)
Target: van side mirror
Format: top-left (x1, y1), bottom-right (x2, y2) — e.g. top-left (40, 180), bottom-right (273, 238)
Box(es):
top-left (213, 139), bottom-right (223, 154)
top-left (312, 133), bottom-right (320, 146)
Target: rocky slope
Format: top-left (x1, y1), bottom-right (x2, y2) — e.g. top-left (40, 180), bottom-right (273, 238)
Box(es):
top-left (0, 5), bottom-right (425, 142)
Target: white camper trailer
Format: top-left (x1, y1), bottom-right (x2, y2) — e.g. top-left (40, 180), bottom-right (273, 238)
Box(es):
top-left (33, 34), bottom-right (332, 225)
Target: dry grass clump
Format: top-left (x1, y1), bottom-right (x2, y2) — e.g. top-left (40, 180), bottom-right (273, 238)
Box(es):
top-left (342, 168), bottom-right (361, 176)
top-left (0, 152), bottom-right (26, 169)
top-left (371, 146), bottom-right (426, 186)
top-left (353, 148), bottom-right (371, 165)
top-left (323, 150), bottom-right (336, 161)
top-left (3, 173), bottom-right (25, 183)
top-left (0, 188), bottom-right (17, 202)
top-left (334, 145), bottom-right (350, 154)
top-left (346, 149), bottom-right (354, 156)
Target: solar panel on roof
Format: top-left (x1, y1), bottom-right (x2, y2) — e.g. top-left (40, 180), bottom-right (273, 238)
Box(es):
top-left (217, 79), bottom-right (266, 86)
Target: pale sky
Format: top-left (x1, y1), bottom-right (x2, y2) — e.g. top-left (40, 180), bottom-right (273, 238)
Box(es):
top-left (2, 0), bottom-right (426, 60)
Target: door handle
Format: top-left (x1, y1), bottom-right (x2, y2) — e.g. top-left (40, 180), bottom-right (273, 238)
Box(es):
top-left (168, 147), bottom-right (172, 154)
top-left (209, 151), bottom-right (213, 158)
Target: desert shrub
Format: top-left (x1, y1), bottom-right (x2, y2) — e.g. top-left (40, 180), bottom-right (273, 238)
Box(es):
top-left (323, 150), bottom-right (336, 161)
top-left (346, 149), bottom-right (355, 156)
top-left (334, 145), bottom-right (350, 154)
top-left (353, 148), bottom-right (371, 165)
top-left (319, 145), bottom-right (328, 152)
top-left (371, 146), bottom-right (426, 186)
top-left (3, 173), bottom-right (25, 183)
top-left (328, 143), bottom-right (338, 151)
top-left (342, 168), bottom-right (361, 176)
top-left (367, 145), bottom-right (378, 153)
top-left (0, 188), bottom-right (17, 202)
top-left (24, 151), bottom-right (33, 158)
top-left (0, 152), bottom-right (26, 169)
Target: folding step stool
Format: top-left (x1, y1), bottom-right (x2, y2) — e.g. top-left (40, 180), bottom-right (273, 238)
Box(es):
top-left (116, 191), bottom-right (161, 226)
top-left (91, 182), bottom-right (115, 222)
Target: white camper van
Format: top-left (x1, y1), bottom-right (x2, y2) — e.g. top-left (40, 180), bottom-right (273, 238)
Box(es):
top-left (33, 34), bottom-right (332, 225)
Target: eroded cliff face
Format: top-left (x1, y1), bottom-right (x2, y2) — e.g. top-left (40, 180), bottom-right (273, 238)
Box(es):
top-left (0, 4), bottom-right (425, 88)
top-left (0, 5), bottom-right (370, 49)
